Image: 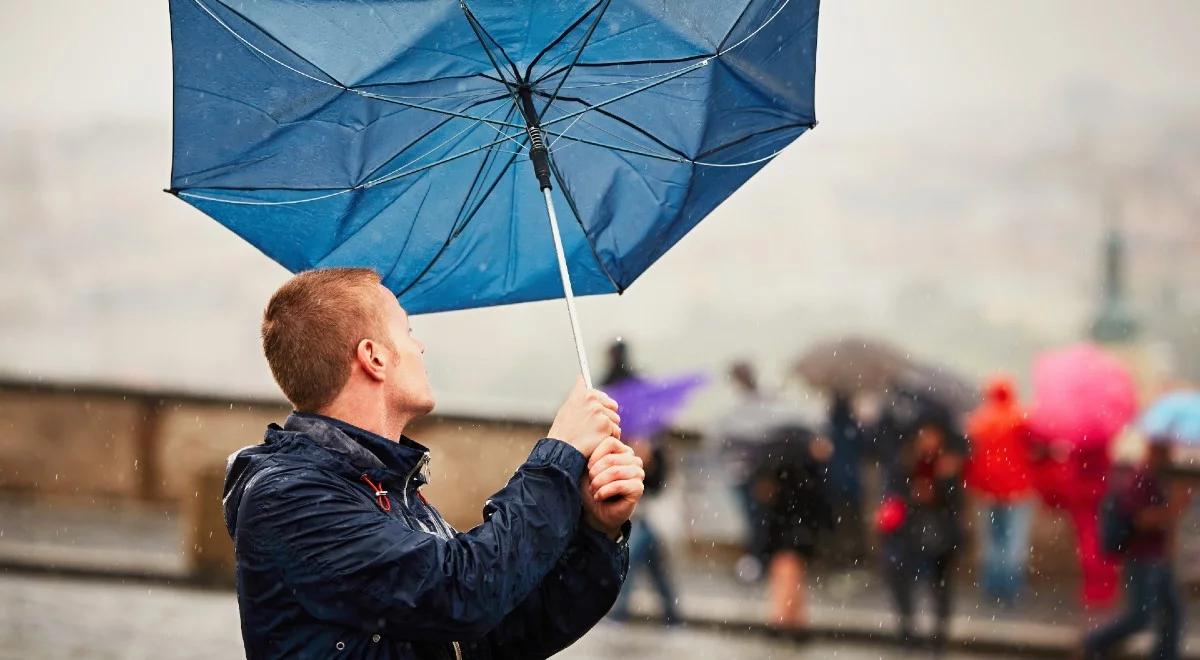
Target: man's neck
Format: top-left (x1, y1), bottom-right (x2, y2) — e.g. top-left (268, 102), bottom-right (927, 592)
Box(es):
top-left (316, 399), bottom-right (413, 441)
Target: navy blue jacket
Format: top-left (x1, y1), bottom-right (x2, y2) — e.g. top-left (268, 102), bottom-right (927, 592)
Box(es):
top-left (223, 413), bottom-right (629, 659)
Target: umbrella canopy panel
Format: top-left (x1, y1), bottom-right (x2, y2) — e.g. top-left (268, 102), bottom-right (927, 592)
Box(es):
top-left (1028, 344), bottom-right (1137, 448)
top-left (1141, 391), bottom-right (1200, 445)
top-left (169, 0), bottom-right (819, 314)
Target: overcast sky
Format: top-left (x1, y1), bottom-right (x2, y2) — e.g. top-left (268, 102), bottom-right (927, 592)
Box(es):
top-left (2, 1), bottom-right (1199, 422)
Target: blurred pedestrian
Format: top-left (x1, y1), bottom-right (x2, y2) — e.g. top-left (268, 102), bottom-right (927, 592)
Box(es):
top-left (964, 376), bottom-right (1034, 606)
top-left (878, 415), bottom-right (966, 650)
top-left (609, 438), bottom-right (679, 624)
top-left (602, 340), bottom-right (681, 625)
top-left (715, 361), bottom-right (788, 582)
top-left (1029, 433), bottom-right (1120, 607)
top-left (1083, 438), bottom-right (1190, 660)
top-left (825, 391), bottom-right (867, 564)
top-left (752, 425), bottom-right (834, 629)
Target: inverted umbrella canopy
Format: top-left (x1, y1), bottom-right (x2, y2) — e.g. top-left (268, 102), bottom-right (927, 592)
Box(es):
top-left (168, 1), bottom-right (818, 317)
top-left (794, 337), bottom-right (911, 393)
top-left (1028, 344), bottom-right (1137, 449)
top-left (602, 373), bottom-right (708, 439)
top-left (1140, 391), bottom-right (1200, 445)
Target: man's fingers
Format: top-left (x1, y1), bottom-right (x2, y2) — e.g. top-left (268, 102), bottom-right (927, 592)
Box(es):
top-left (589, 451), bottom-right (642, 480)
top-left (602, 407), bottom-right (621, 426)
top-left (590, 464), bottom-right (645, 493)
top-left (594, 390), bottom-right (619, 412)
top-left (590, 439), bottom-right (638, 470)
top-left (595, 478), bottom-right (645, 502)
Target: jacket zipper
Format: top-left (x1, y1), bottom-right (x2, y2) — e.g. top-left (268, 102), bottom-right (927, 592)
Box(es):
top-left (400, 454), bottom-right (436, 534)
top-left (402, 453), bottom-right (460, 659)
top-left (402, 453), bottom-right (430, 508)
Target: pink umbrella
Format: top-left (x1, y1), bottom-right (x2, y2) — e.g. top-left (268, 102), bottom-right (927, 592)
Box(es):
top-left (1029, 344), bottom-right (1137, 448)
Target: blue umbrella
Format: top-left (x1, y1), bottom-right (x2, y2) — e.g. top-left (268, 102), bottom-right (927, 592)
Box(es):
top-left (168, 0), bottom-right (819, 386)
top-left (1140, 391), bottom-right (1200, 445)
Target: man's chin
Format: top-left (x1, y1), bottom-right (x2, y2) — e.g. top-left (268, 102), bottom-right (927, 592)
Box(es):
top-left (416, 397), bottom-right (436, 416)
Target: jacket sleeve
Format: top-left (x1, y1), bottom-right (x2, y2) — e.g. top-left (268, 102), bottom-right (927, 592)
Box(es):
top-left (239, 438), bottom-right (586, 642)
top-left (476, 521), bottom-right (630, 659)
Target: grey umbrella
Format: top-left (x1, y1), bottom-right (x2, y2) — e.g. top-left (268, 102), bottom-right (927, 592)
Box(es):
top-left (793, 337), bottom-right (913, 393)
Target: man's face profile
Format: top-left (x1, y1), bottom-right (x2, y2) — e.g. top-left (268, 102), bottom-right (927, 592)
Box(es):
top-left (373, 284), bottom-right (435, 417)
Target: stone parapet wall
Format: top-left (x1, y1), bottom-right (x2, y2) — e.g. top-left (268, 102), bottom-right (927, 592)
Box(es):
top-left (0, 380), bottom-right (560, 530)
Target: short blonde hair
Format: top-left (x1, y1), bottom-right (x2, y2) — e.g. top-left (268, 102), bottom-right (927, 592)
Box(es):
top-left (261, 268), bottom-right (388, 412)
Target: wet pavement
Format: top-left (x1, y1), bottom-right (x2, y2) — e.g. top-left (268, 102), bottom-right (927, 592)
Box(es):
top-left (0, 573), bottom-right (975, 660)
top-left (2, 497), bottom-right (1197, 657)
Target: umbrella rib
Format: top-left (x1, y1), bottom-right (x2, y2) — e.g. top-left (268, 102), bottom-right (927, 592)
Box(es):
top-left (459, 1), bottom-right (523, 84)
top-left (539, 62), bottom-right (708, 130)
top-left (542, 130), bottom-right (681, 164)
top-left (523, 0), bottom-right (604, 82)
top-left (395, 148), bottom-right (524, 299)
top-left (193, 0), bottom-right (524, 130)
top-left (176, 132), bottom-right (522, 205)
top-left (538, 0), bottom-right (795, 129)
top-left (717, 0), bottom-right (795, 57)
top-left (354, 72), bottom-right (508, 93)
top-left (692, 121), bottom-right (814, 162)
top-left (208, 0), bottom-right (505, 98)
top-left (201, 0), bottom-right (344, 87)
top-left (365, 117), bottom-right (520, 189)
top-left (450, 143), bottom-right (524, 240)
top-left (536, 54), bottom-right (708, 85)
top-left (543, 124), bottom-right (805, 169)
top-left (547, 156), bottom-right (623, 293)
top-left (535, 0), bottom-right (613, 123)
top-left (716, 0), bottom-right (758, 53)
top-left (533, 90), bottom-right (689, 160)
top-left (450, 104), bottom-right (522, 236)
top-left (357, 92), bottom-right (511, 186)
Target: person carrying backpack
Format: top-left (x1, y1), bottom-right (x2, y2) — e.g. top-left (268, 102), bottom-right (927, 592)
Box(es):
top-left (1084, 437), bottom-right (1189, 660)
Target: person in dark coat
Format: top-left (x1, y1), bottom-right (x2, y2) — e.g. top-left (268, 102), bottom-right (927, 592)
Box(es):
top-left (878, 414), bottom-right (966, 649)
top-left (1083, 439), bottom-right (1188, 660)
top-left (825, 392), bottom-right (866, 563)
top-left (602, 339), bottom-right (681, 624)
top-left (752, 424), bottom-right (834, 629)
top-left (225, 269), bottom-right (643, 660)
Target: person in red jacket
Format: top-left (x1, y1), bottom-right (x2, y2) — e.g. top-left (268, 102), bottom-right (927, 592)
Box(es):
top-left (964, 376), bottom-right (1035, 606)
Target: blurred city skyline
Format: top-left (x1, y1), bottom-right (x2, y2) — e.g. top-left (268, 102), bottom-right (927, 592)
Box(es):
top-left (2, 1), bottom-right (1199, 424)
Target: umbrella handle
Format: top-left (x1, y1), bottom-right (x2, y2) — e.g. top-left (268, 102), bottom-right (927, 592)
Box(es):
top-left (541, 187), bottom-right (595, 390)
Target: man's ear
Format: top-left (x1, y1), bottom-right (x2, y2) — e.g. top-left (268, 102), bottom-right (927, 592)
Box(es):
top-left (355, 338), bottom-right (388, 383)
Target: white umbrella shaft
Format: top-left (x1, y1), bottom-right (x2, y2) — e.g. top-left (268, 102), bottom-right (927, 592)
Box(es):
top-left (541, 187), bottom-right (594, 389)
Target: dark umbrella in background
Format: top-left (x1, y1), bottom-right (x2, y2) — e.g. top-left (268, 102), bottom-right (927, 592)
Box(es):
top-left (793, 337), bottom-right (912, 394)
top-left (167, 0), bottom-right (820, 388)
top-left (897, 362), bottom-right (980, 416)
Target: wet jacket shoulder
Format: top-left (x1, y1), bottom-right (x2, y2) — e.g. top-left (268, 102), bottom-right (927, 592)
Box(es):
top-left (223, 413), bottom-right (629, 660)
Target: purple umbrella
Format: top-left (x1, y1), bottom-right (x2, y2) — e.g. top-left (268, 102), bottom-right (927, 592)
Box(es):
top-left (603, 373), bottom-right (708, 440)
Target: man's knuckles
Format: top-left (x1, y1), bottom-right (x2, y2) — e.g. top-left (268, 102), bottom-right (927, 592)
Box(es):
top-left (588, 451), bottom-right (638, 477)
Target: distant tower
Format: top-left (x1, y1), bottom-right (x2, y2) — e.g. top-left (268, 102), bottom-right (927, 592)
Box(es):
top-left (1089, 227), bottom-right (1139, 343)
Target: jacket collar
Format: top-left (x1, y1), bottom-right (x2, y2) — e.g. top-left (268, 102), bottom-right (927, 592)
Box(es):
top-left (282, 412), bottom-right (430, 487)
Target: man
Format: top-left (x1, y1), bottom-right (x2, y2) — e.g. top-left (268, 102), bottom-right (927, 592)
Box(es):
top-left (223, 268), bottom-right (644, 659)
top-left (1084, 438), bottom-right (1187, 660)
